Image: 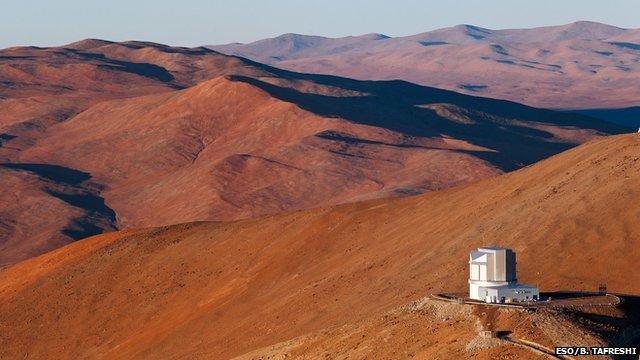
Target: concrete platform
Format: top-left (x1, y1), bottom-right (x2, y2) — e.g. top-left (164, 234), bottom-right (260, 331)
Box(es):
top-left (431, 291), bottom-right (622, 309)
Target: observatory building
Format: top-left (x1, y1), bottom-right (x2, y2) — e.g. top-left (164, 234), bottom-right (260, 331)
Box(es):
top-left (469, 247), bottom-right (539, 303)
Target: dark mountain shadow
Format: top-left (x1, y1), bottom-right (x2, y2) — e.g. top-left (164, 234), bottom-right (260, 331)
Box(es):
top-left (458, 84), bottom-right (487, 92)
top-left (0, 163), bottom-right (116, 240)
top-left (565, 293), bottom-right (640, 353)
top-left (61, 219), bottom-right (106, 240)
top-left (68, 49), bottom-right (175, 83)
top-left (239, 56), bottom-right (631, 131)
top-left (0, 133), bottom-right (16, 148)
top-left (0, 163), bottom-right (90, 186)
top-left (419, 41), bottom-right (449, 47)
top-left (230, 74), bottom-right (443, 137)
top-left (609, 42), bottom-right (640, 51)
top-left (45, 189), bottom-right (115, 223)
top-left (569, 107), bottom-right (640, 128)
top-left (97, 63), bottom-right (174, 83)
top-left (228, 73), bottom-right (627, 171)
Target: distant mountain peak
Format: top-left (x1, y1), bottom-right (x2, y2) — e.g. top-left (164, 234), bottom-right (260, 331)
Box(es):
top-left (357, 33), bottom-right (391, 40)
top-left (455, 24), bottom-right (492, 32)
top-left (457, 24), bottom-right (493, 39)
top-left (412, 24), bottom-right (494, 42)
top-left (205, 21), bottom-right (640, 109)
top-left (557, 20), bottom-right (627, 39)
top-left (484, 21), bottom-right (627, 43)
top-left (567, 20), bottom-right (624, 29)
top-left (63, 38), bottom-right (115, 50)
top-left (274, 33), bottom-right (326, 41)
top-left (277, 32), bottom-right (310, 38)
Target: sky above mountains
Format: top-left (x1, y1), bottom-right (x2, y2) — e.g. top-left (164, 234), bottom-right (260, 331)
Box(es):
top-left (1, 0), bottom-right (639, 48)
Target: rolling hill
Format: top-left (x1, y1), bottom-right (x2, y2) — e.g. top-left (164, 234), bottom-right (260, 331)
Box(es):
top-left (0, 40), bottom-right (627, 265)
top-left (0, 41), bottom-right (275, 264)
top-left (1, 133), bottom-right (638, 359)
top-left (209, 21), bottom-right (640, 111)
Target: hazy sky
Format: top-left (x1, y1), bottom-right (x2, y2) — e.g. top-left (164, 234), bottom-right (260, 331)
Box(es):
top-left (1, 0), bottom-right (639, 48)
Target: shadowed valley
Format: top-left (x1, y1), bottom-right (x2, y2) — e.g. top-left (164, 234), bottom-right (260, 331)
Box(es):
top-left (0, 39), bottom-right (628, 266)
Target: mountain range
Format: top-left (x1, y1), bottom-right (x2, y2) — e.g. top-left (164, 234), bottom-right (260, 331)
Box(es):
top-left (209, 21), bottom-right (640, 112)
top-left (1, 20), bottom-right (639, 359)
top-left (0, 40), bottom-right (627, 265)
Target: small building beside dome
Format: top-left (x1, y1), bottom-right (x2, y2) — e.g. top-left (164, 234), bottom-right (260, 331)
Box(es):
top-left (469, 246), bottom-right (539, 303)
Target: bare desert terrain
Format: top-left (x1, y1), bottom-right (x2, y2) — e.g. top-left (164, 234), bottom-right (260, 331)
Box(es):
top-left (1, 40), bottom-right (625, 265)
top-left (210, 21), bottom-right (640, 110)
top-left (1, 134), bottom-right (638, 359)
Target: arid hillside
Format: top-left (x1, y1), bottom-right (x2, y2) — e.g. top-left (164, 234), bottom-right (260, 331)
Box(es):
top-left (210, 21), bottom-right (640, 110)
top-left (1, 134), bottom-right (638, 359)
top-left (0, 41), bottom-right (272, 265)
top-left (1, 40), bottom-right (626, 266)
top-left (0, 164), bottom-right (116, 263)
top-left (0, 40), bottom-right (269, 157)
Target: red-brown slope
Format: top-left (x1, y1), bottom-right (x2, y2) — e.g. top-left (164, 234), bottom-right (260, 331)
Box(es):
top-left (18, 70), bottom-right (624, 230)
top-left (0, 41), bottom-right (268, 144)
top-left (81, 40), bottom-right (267, 86)
top-left (0, 40), bottom-right (628, 266)
top-left (0, 48), bottom-right (171, 162)
top-left (0, 163), bottom-right (116, 266)
top-left (19, 75), bottom-right (500, 228)
top-left (0, 41), bottom-right (274, 264)
top-left (0, 134), bottom-right (638, 359)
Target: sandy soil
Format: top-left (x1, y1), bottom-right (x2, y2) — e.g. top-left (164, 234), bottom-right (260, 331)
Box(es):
top-left (0, 134), bottom-right (638, 358)
top-left (1, 40), bottom-right (624, 265)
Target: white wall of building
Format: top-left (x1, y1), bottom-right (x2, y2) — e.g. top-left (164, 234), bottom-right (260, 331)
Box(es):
top-left (468, 247), bottom-right (538, 303)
